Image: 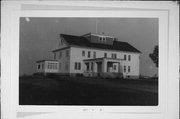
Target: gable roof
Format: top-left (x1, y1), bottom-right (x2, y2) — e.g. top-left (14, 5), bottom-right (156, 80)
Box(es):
top-left (59, 34), bottom-right (141, 53)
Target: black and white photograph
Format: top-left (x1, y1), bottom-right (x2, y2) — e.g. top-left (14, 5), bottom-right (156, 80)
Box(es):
top-left (19, 17), bottom-right (158, 106)
top-left (1, 1), bottom-right (179, 119)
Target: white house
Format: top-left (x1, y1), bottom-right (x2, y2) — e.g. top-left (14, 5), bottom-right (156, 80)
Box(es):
top-left (36, 33), bottom-right (141, 78)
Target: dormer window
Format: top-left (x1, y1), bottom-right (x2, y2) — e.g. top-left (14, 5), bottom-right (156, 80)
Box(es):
top-left (99, 37), bottom-right (102, 41)
top-left (99, 37), bottom-right (106, 42)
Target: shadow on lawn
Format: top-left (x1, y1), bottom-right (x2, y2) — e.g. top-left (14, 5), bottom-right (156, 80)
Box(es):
top-left (19, 75), bottom-right (158, 106)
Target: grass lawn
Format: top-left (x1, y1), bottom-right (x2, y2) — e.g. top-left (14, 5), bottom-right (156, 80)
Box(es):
top-left (19, 75), bottom-right (158, 106)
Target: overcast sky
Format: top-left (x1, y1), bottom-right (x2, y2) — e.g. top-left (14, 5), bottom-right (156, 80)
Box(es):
top-left (20, 17), bottom-right (158, 76)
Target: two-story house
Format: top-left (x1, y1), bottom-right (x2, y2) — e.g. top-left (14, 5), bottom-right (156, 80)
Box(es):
top-left (36, 33), bottom-right (141, 78)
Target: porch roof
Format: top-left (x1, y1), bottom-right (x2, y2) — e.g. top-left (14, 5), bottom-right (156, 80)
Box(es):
top-left (83, 57), bottom-right (124, 62)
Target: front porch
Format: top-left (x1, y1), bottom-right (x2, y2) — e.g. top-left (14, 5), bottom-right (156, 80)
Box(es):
top-left (83, 58), bottom-right (124, 78)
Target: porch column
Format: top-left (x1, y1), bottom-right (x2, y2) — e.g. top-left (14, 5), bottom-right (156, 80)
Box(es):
top-left (118, 62), bottom-right (121, 73)
top-left (93, 62), bottom-right (97, 73)
top-left (102, 60), bottom-right (107, 73)
top-left (89, 62), bottom-right (92, 72)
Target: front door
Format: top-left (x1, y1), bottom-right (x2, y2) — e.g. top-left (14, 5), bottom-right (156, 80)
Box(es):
top-left (96, 62), bottom-right (102, 73)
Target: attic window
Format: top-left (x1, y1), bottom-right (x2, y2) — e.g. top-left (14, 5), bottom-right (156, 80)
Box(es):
top-left (99, 37), bottom-right (102, 41)
top-left (99, 37), bottom-right (106, 42)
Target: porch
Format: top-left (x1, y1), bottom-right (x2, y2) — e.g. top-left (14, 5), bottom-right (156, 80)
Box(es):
top-left (83, 57), bottom-right (124, 78)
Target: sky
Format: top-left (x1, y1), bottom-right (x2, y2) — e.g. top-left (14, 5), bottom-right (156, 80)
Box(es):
top-left (20, 17), bottom-right (158, 76)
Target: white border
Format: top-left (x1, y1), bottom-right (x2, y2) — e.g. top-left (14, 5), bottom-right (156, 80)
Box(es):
top-left (1, 1), bottom-right (179, 119)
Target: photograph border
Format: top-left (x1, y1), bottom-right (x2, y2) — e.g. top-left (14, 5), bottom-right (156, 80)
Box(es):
top-left (1, 1), bottom-right (179, 119)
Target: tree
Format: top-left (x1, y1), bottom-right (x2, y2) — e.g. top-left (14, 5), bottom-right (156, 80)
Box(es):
top-left (149, 45), bottom-right (158, 67)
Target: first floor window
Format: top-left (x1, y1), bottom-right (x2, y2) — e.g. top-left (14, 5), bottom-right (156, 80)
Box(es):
top-left (128, 66), bottom-right (131, 72)
top-left (42, 64), bottom-right (44, 69)
top-left (88, 51), bottom-right (91, 58)
top-left (65, 62), bottom-right (69, 70)
top-left (59, 63), bottom-right (61, 70)
top-left (38, 64), bottom-right (41, 69)
top-left (78, 63), bottom-right (81, 70)
top-left (75, 62), bottom-right (78, 70)
top-left (124, 66), bottom-right (126, 73)
top-left (75, 62), bottom-right (81, 70)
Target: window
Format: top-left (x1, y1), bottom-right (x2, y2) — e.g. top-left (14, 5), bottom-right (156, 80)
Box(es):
top-left (124, 66), bottom-right (126, 73)
top-left (48, 63), bottom-right (51, 69)
top-left (75, 62), bottom-right (81, 70)
top-left (128, 66), bottom-right (131, 72)
top-left (66, 50), bottom-right (69, 57)
top-left (65, 62), bottom-right (69, 70)
top-left (78, 63), bottom-right (81, 70)
top-left (59, 63), bottom-right (61, 70)
top-left (114, 54), bottom-right (117, 58)
top-left (93, 52), bottom-right (96, 58)
top-left (75, 62), bottom-right (78, 70)
top-left (103, 37), bottom-right (106, 41)
top-left (128, 55), bottom-right (131, 61)
top-left (42, 64), bottom-right (44, 69)
top-left (47, 63), bottom-right (58, 69)
top-left (113, 65), bottom-right (116, 70)
top-left (104, 53), bottom-right (107, 58)
top-left (111, 53), bottom-right (117, 59)
top-left (124, 54), bottom-right (126, 60)
top-left (99, 37), bottom-right (102, 41)
top-left (88, 51), bottom-right (91, 58)
top-left (82, 50), bottom-right (85, 56)
top-left (54, 63), bottom-right (57, 69)
top-left (54, 52), bottom-right (56, 59)
top-left (59, 51), bottom-right (62, 58)
top-left (38, 64), bottom-right (41, 69)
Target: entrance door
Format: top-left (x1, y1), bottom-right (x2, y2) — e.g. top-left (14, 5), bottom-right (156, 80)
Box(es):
top-left (96, 62), bottom-right (102, 73)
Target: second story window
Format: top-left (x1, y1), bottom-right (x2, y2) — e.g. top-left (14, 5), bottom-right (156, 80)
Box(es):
top-left (88, 51), bottom-right (91, 58)
top-left (59, 51), bottom-right (62, 58)
top-left (66, 50), bottom-right (69, 57)
top-left (93, 52), bottom-right (96, 58)
top-left (124, 54), bottom-right (126, 60)
top-left (111, 53), bottom-right (117, 59)
top-left (128, 55), bottom-right (131, 61)
top-left (104, 53), bottom-right (107, 58)
top-left (54, 52), bottom-right (56, 59)
top-left (82, 50), bottom-right (85, 56)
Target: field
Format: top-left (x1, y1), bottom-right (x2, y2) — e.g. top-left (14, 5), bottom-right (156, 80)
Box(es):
top-left (19, 75), bottom-right (158, 105)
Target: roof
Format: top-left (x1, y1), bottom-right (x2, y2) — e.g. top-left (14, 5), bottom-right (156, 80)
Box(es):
top-left (36, 59), bottom-right (58, 63)
top-left (60, 34), bottom-right (141, 53)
